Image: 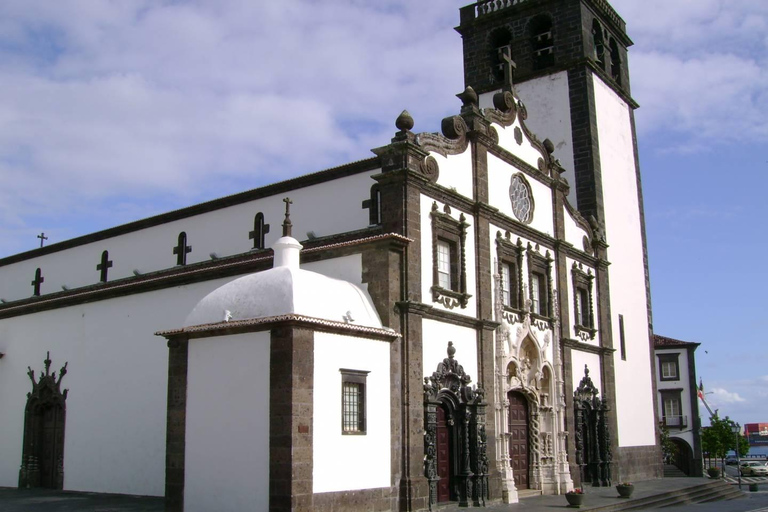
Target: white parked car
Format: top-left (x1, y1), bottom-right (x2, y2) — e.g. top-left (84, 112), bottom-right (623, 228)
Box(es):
top-left (740, 461), bottom-right (768, 476)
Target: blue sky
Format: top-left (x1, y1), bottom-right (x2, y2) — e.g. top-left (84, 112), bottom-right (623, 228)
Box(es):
top-left (0, 0), bottom-right (766, 427)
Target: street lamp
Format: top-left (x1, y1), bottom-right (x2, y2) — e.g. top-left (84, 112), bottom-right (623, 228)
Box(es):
top-left (731, 423), bottom-right (741, 490)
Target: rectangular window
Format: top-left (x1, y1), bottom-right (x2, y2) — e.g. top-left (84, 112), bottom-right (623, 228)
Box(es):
top-left (437, 240), bottom-right (452, 290)
top-left (501, 263), bottom-right (511, 306)
top-left (661, 389), bottom-right (685, 428)
top-left (658, 353), bottom-right (680, 381)
top-left (340, 369), bottom-right (369, 434)
top-left (577, 288), bottom-right (589, 326)
top-left (661, 361), bottom-right (677, 379)
top-left (531, 272), bottom-right (545, 315)
top-left (619, 314), bottom-right (626, 360)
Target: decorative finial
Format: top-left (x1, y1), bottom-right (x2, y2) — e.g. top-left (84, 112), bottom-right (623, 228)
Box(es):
top-left (282, 197), bottom-right (293, 237)
top-left (457, 86), bottom-right (478, 108)
top-left (395, 110), bottom-right (414, 132)
top-left (447, 341), bottom-right (456, 359)
top-left (584, 364), bottom-right (589, 376)
top-left (543, 138), bottom-right (555, 155)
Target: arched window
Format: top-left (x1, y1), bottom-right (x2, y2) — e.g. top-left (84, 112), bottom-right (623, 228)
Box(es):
top-left (592, 20), bottom-right (605, 71)
top-left (489, 27), bottom-right (513, 83)
top-left (249, 212), bottom-right (270, 250)
top-left (530, 15), bottom-right (554, 70)
top-left (609, 38), bottom-right (622, 84)
top-left (31, 268), bottom-right (44, 296)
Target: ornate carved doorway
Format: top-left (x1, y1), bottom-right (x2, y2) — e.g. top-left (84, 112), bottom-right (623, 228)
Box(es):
top-left (436, 406), bottom-right (451, 502)
top-left (19, 352), bottom-right (68, 489)
top-left (424, 342), bottom-right (488, 511)
top-left (573, 365), bottom-right (611, 487)
top-left (507, 391), bottom-right (529, 489)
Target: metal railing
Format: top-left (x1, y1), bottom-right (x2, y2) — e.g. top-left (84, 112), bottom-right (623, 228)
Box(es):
top-left (663, 415), bottom-right (688, 428)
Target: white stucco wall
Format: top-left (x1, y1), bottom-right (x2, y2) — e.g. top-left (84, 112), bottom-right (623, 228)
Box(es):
top-left (313, 332), bottom-right (391, 493)
top-left (563, 206), bottom-right (591, 250)
top-left (431, 148), bottom-right (474, 200)
top-left (656, 348), bottom-right (695, 450)
top-left (593, 75), bottom-right (656, 447)
top-left (0, 170), bottom-right (379, 303)
top-left (487, 154), bottom-right (554, 237)
top-left (422, 319), bottom-right (478, 382)
top-left (570, 350), bottom-right (602, 394)
top-left (0, 280), bottom-right (233, 495)
top-left (420, 195), bottom-right (477, 317)
top-left (479, 72), bottom-right (575, 197)
top-left (184, 332), bottom-right (270, 512)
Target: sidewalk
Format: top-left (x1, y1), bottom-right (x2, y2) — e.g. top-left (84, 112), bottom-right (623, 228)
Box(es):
top-left (441, 477), bottom-right (727, 511)
top-left (0, 477), bottom-right (762, 512)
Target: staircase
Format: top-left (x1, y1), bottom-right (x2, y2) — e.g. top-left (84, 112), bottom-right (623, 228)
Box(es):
top-left (663, 464), bottom-right (687, 478)
top-left (584, 480), bottom-right (744, 511)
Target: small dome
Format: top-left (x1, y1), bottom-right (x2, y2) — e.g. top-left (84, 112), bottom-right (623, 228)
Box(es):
top-left (184, 236), bottom-right (383, 329)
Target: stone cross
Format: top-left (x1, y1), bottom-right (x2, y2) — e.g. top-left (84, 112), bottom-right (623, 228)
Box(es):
top-left (498, 46), bottom-right (516, 92)
top-left (37, 232), bottom-right (48, 248)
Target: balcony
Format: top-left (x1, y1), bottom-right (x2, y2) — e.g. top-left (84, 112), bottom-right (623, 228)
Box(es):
top-left (663, 415), bottom-right (688, 429)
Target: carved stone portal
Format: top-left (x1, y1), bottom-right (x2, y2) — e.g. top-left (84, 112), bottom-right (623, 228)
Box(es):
top-left (18, 352), bottom-right (68, 490)
top-left (573, 365), bottom-right (612, 487)
top-left (424, 342), bottom-right (488, 510)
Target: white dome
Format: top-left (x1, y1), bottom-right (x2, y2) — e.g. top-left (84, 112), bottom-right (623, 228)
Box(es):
top-left (184, 236), bottom-right (383, 329)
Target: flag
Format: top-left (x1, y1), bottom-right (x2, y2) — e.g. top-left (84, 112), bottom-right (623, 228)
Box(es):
top-left (697, 379), bottom-right (704, 401)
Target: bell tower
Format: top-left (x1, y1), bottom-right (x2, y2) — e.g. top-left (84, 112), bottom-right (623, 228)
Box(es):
top-left (457, 0), bottom-right (662, 482)
top-left (457, 0), bottom-right (635, 221)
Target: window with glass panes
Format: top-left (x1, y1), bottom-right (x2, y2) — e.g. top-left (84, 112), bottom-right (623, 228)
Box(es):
top-left (531, 272), bottom-right (545, 315)
top-left (437, 240), bottom-right (452, 290)
top-left (340, 369), bottom-right (369, 434)
top-left (576, 288), bottom-right (589, 326)
top-left (658, 353), bottom-right (680, 381)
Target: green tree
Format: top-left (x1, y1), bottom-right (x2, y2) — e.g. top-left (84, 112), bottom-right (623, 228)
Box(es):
top-left (659, 422), bottom-right (679, 464)
top-left (701, 414), bottom-right (749, 469)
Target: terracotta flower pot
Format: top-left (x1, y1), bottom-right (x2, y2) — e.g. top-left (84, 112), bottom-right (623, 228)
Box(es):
top-left (565, 492), bottom-right (585, 508)
top-left (616, 484), bottom-right (634, 498)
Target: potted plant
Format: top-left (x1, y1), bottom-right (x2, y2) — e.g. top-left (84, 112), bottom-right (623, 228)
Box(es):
top-left (565, 488), bottom-right (585, 508)
top-left (706, 467), bottom-right (721, 478)
top-left (616, 482), bottom-right (634, 498)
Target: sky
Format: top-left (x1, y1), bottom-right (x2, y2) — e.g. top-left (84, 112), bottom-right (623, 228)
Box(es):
top-left (0, 1), bottom-right (766, 427)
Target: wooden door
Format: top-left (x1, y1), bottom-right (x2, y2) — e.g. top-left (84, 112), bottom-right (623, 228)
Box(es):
top-left (436, 406), bottom-right (451, 502)
top-left (508, 391), bottom-right (529, 489)
top-left (39, 404), bottom-right (64, 488)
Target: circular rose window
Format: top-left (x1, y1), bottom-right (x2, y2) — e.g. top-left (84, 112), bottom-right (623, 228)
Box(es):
top-left (509, 174), bottom-right (533, 223)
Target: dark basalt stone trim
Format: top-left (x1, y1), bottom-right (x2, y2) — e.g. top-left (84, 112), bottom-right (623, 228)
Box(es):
top-left (685, 344), bottom-right (703, 477)
top-left (400, 302), bottom-right (503, 332)
top-left (488, 210), bottom-right (558, 249)
top-left (158, 315), bottom-right (400, 343)
top-left (0, 158), bottom-right (380, 266)
top-left (164, 336), bottom-right (188, 512)
top-left (313, 486), bottom-right (397, 511)
top-left (616, 445), bottom-right (662, 482)
top-left (556, 241), bottom-right (601, 270)
top-left (269, 326), bottom-right (315, 511)
top-left (563, 338), bottom-right (614, 356)
top-left (487, 146), bottom-right (553, 187)
top-left (0, 230), bottom-right (409, 320)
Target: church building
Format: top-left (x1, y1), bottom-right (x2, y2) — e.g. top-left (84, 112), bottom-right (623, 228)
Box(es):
top-left (0, 0), bottom-right (661, 510)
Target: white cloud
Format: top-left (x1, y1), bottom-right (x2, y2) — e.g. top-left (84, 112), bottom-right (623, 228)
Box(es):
top-left (710, 387), bottom-right (746, 404)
